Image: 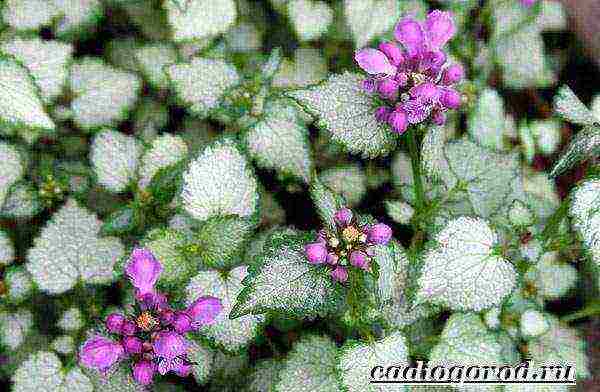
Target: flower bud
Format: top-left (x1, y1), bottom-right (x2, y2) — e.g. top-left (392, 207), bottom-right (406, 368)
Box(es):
top-left (79, 336), bottom-right (124, 371)
top-left (160, 309), bottom-right (175, 325)
top-left (133, 360), bottom-right (156, 385)
top-left (388, 108), bottom-right (408, 134)
top-left (304, 242), bottom-right (327, 264)
top-left (349, 251), bottom-right (369, 270)
top-left (432, 110), bottom-right (446, 126)
top-left (374, 106), bottom-right (390, 123)
top-left (105, 313), bottom-right (125, 334)
top-left (334, 208), bottom-right (353, 227)
top-left (123, 336), bottom-right (143, 354)
top-left (326, 252), bottom-right (339, 265)
top-left (187, 296), bottom-right (222, 329)
top-left (440, 89), bottom-right (462, 109)
top-left (442, 64), bottom-right (464, 85)
top-left (125, 248), bottom-right (163, 298)
top-left (331, 266), bottom-right (348, 283)
top-left (378, 41), bottom-right (404, 66)
top-left (173, 312), bottom-right (193, 334)
top-left (121, 320), bottom-right (137, 336)
top-left (378, 78), bottom-right (400, 100)
top-left (367, 223), bottom-right (392, 245)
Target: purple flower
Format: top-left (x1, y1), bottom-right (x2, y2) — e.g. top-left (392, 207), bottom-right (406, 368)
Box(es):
top-left (172, 312), bottom-right (193, 334)
top-left (326, 252), bottom-right (339, 265)
top-left (126, 248), bottom-right (163, 298)
top-left (105, 313), bottom-right (125, 334)
top-left (367, 223), bottom-right (393, 245)
top-left (123, 336), bottom-right (143, 354)
top-left (173, 362), bottom-right (192, 377)
top-left (187, 296), bottom-right (222, 329)
top-left (79, 336), bottom-right (124, 371)
top-left (354, 48), bottom-right (396, 76)
top-left (334, 208), bottom-right (353, 227)
top-left (121, 320), bottom-right (137, 336)
top-left (153, 332), bottom-right (189, 375)
top-left (388, 108), bottom-right (408, 134)
top-left (331, 266), bottom-right (348, 283)
top-left (349, 251), bottom-right (369, 270)
top-left (133, 361), bottom-right (156, 385)
top-left (304, 242), bottom-right (327, 264)
top-left (520, 0), bottom-right (538, 7)
top-left (355, 10), bottom-right (463, 131)
top-left (79, 248), bottom-right (220, 386)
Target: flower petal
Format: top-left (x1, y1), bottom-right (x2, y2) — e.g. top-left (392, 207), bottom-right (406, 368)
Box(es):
top-left (188, 295), bottom-right (223, 328)
top-left (354, 48), bottom-right (396, 76)
top-left (125, 248), bottom-right (163, 297)
top-left (394, 17), bottom-right (426, 56)
top-left (425, 10), bottom-right (456, 50)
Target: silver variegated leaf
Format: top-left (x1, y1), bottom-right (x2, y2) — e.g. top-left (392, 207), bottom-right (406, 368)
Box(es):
top-left (337, 332), bottom-right (409, 392)
top-left (186, 266), bottom-right (265, 352)
top-left (287, 72), bottom-right (397, 158)
top-left (416, 217), bottom-right (517, 312)
top-left (230, 231), bottom-right (343, 319)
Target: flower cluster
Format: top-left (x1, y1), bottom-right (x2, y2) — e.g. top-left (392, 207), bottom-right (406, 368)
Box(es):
top-left (355, 10), bottom-right (463, 134)
top-left (79, 248), bottom-right (222, 385)
top-left (304, 208), bottom-right (392, 283)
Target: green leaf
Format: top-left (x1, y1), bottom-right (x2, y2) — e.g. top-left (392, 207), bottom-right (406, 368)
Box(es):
top-left (553, 85), bottom-right (598, 126)
top-left (147, 160), bottom-right (187, 206)
top-left (288, 0), bottom-right (333, 42)
top-left (245, 99), bottom-right (313, 182)
top-left (230, 231), bottom-right (343, 319)
top-left (344, 0), bottom-right (401, 48)
top-left (142, 228), bottom-right (196, 290)
top-left (261, 47), bottom-right (283, 81)
top-left (319, 164), bottom-right (367, 207)
top-left (100, 205), bottom-right (136, 236)
top-left (0, 54), bottom-right (55, 136)
top-left (309, 177), bottom-right (345, 230)
top-left (468, 88), bottom-right (509, 151)
top-left (1, 37), bottom-right (73, 102)
top-left (440, 137), bottom-right (525, 221)
top-left (550, 126), bottom-right (600, 178)
top-left (337, 332), bottom-right (409, 392)
top-left (194, 216), bottom-right (255, 269)
top-left (287, 72), bottom-right (397, 158)
top-left (429, 314), bottom-right (511, 372)
top-left (416, 217), bottom-right (517, 312)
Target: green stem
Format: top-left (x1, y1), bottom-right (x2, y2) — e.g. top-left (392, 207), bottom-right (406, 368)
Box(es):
top-left (562, 301), bottom-right (600, 323)
top-left (407, 128), bottom-right (425, 213)
top-left (541, 198), bottom-right (570, 242)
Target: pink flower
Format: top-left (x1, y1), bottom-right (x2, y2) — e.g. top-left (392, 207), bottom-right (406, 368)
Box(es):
top-left (520, 0), bottom-right (538, 7)
top-left (125, 248), bottom-right (163, 298)
top-left (153, 332), bottom-right (190, 375)
top-left (367, 223), bottom-right (393, 245)
top-left (105, 313), bottom-right (125, 334)
top-left (133, 361), bottom-right (156, 385)
top-left (123, 336), bottom-right (143, 354)
top-left (355, 10), bottom-right (463, 131)
top-left (334, 208), bottom-right (353, 227)
top-left (331, 266), bottom-right (348, 283)
top-left (79, 336), bottom-right (124, 371)
top-left (187, 296), bottom-right (222, 329)
top-left (304, 242), bottom-right (328, 264)
top-left (349, 251), bottom-right (369, 270)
